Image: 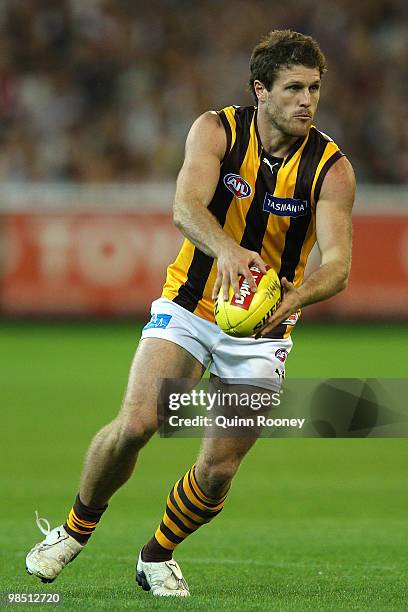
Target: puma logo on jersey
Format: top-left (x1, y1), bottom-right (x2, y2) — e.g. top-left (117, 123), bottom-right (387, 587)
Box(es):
top-left (262, 158), bottom-right (280, 174)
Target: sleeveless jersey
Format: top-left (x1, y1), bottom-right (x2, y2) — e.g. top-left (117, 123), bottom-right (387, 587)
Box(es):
top-left (162, 105), bottom-right (343, 339)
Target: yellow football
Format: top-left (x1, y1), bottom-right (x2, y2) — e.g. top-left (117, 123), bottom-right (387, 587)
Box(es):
top-left (214, 266), bottom-right (281, 337)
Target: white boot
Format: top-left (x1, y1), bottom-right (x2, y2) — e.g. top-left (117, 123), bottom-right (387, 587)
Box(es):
top-left (136, 552), bottom-right (190, 597)
top-left (26, 512), bottom-right (84, 583)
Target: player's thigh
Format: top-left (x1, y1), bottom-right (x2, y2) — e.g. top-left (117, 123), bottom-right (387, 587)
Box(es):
top-left (120, 337), bottom-right (205, 431)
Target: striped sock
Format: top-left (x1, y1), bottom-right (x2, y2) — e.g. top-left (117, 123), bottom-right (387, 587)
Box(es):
top-left (64, 494), bottom-right (107, 544)
top-left (142, 465), bottom-right (228, 562)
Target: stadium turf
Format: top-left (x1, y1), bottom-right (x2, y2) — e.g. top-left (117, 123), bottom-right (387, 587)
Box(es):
top-left (1, 321), bottom-right (407, 610)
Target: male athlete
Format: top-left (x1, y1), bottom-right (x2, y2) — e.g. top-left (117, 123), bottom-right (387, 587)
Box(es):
top-left (26, 30), bottom-right (355, 597)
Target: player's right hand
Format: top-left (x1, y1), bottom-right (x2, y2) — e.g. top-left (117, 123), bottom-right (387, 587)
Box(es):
top-left (211, 243), bottom-right (267, 301)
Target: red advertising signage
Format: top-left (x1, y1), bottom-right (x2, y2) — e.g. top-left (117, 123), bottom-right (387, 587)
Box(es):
top-left (1, 213), bottom-right (182, 315)
top-left (307, 215), bottom-right (408, 318)
top-left (1, 212), bottom-right (408, 318)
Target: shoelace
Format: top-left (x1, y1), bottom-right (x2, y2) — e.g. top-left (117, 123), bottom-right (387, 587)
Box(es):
top-left (35, 511), bottom-right (51, 536)
top-left (34, 511), bottom-right (67, 563)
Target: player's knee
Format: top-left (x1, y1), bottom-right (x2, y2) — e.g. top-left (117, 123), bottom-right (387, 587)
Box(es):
top-left (117, 411), bottom-right (156, 450)
top-left (196, 457), bottom-right (239, 498)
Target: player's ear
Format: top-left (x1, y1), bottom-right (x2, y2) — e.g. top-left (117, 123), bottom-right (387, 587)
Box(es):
top-left (253, 80), bottom-right (267, 103)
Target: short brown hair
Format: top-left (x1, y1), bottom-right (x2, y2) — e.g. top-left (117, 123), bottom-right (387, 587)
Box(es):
top-left (249, 30), bottom-right (327, 102)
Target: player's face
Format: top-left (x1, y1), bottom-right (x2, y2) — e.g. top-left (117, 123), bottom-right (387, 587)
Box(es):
top-left (261, 65), bottom-right (321, 137)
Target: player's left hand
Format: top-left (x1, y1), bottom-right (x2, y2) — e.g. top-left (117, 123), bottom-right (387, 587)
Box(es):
top-left (256, 277), bottom-right (302, 337)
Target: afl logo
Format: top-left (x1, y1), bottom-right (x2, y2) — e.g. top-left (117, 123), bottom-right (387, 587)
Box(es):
top-left (223, 173), bottom-right (252, 198)
top-left (275, 348), bottom-right (288, 363)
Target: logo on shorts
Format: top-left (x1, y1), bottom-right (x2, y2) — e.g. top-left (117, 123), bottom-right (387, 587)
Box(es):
top-left (275, 367), bottom-right (285, 382)
top-left (263, 194), bottom-right (309, 217)
top-left (223, 173), bottom-right (252, 198)
top-left (144, 314), bottom-right (172, 330)
top-left (275, 348), bottom-right (288, 363)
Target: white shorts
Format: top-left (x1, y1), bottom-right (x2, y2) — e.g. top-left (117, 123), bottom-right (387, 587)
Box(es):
top-left (141, 298), bottom-right (292, 390)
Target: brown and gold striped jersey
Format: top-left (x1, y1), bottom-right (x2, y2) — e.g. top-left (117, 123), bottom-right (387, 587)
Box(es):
top-left (162, 105), bottom-right (343, 338)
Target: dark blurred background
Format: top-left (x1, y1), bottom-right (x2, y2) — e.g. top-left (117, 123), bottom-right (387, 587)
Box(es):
top-left (0, 0), bottom-right (407, 319)
top-left (0, 0), bottom-right (407, 184)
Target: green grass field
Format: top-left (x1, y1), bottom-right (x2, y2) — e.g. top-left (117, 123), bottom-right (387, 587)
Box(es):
top-left (1, 321), bottom-right (407, 611)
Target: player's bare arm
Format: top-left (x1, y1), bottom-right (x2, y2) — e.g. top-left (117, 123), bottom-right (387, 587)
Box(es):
top-left (173, 111), bottom-right (266, 300)
top-left (260, 155), bottom-right (355, 336)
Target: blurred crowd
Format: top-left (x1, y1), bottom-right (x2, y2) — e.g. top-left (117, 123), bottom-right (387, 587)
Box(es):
top-left (0, 0), bottom-right (407, 184)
